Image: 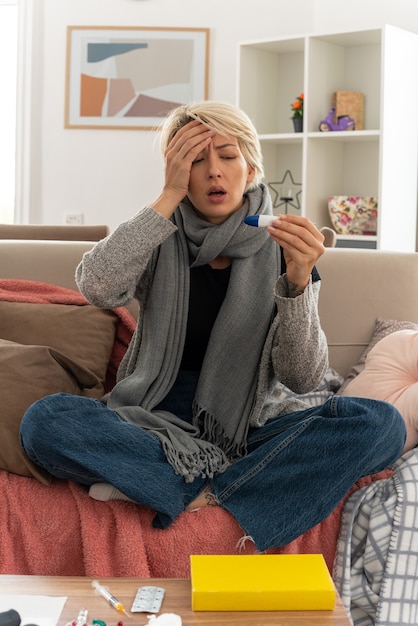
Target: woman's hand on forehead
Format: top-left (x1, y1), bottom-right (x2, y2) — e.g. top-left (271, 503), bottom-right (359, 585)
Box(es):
top-left (168, 120), bottom-right (215, 163)
top-left (149, 121), bottom-right (215, 218)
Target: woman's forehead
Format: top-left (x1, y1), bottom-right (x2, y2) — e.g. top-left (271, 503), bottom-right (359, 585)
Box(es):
top-left (211, 134), bottom-right (239, 148)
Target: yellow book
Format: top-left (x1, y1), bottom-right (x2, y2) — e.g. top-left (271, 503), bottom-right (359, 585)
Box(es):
top-left (190, 554), bottom-right (336, 611)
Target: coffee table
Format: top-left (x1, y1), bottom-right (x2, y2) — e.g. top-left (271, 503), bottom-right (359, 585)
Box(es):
top-left (0, 576), bottom-right (351, 625)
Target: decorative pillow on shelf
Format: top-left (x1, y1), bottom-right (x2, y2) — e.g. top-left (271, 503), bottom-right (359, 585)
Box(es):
top-left (341, 329), bottom-right (418, 452)
top-left (338, 317), bottom-right (418, 394)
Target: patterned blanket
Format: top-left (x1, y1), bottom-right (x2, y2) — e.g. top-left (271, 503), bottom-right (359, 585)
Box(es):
top-left (334, 448), bottom-right (418, 626)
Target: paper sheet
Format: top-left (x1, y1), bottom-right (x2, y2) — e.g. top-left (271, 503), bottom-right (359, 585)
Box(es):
top-left (0, 595), bottom-right (67, 626)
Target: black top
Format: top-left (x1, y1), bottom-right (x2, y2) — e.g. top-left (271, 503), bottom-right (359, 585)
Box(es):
top-left (180, 264), bottom-right (231, 371)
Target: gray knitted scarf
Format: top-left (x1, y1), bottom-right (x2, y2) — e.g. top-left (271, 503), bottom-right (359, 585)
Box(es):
top-left (108, 184), bottom-right (281, 481)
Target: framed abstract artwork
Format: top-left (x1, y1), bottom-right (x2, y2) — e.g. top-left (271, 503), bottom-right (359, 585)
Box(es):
top-left (65, 26), bottom-right (210, 130)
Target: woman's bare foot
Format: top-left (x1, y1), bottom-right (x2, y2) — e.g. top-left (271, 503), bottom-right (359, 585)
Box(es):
top-left (186, 484), bottom-right (218, 511)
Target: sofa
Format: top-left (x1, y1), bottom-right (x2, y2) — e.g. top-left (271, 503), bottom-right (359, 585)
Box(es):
top-left (1, 239), bottom-right (418, 614)
top-left (0, 223), bottom-right (109, 241)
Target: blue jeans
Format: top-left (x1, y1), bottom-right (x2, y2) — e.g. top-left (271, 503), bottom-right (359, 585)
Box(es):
top-left (20, 379), bottom-right (406, 552)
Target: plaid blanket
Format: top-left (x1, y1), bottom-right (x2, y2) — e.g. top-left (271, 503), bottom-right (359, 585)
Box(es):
top-left (333, 448), bottom-right (418, 626)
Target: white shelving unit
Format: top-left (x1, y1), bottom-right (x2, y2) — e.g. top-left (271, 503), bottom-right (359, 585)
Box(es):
top-left (237, 26), bottom-right (418, 251)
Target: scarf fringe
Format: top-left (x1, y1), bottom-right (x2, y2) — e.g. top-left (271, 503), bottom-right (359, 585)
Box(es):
top-left (193, 402), bottom-right (247, 461)
top-left (161, 437), bottom-right (230, 483)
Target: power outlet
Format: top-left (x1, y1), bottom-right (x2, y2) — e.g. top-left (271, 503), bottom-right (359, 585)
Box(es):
top-left (65, 213), bottom-right (84, 225)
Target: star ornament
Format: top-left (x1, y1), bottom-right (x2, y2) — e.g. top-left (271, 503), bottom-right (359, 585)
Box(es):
top-left (268, 169), bottom-right (302, 212)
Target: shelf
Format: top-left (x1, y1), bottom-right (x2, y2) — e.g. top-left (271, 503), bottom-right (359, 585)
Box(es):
top-left (336, 234), bottom-right (377, 242)
top-left (238, 25), bottom-right (418, 251)
top-left (335, 234), bottom-right (377, 250)
top-left (259, 130), bottom-right (379, 144)
top-left (259, 133), bottom-right (304, 144)
top-left (307, 130), bottom-right (380, 142)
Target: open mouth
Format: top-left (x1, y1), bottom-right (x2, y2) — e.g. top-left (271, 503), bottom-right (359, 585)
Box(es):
top-left (208, 187), bottom-right (226, 197)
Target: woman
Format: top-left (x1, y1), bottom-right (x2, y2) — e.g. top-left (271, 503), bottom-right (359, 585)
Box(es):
top-left (20, 101), bottom-right (405, 551)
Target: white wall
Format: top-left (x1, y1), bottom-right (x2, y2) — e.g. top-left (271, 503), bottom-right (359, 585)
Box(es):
top-left (18, 0), bottom-right (418, 231)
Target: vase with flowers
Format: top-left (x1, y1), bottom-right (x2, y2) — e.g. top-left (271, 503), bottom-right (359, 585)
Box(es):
top-left (291, 93), bottom-right (304, 132)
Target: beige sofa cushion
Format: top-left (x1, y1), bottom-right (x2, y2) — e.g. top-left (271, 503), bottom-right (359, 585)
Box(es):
top-left (317, 249), bottom-right (418, 377)
top-left (0, 240), bottom-right (95, 291)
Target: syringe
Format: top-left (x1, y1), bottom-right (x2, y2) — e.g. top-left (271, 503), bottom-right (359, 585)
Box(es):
top-left (92, 580), bottom-right (131, 618)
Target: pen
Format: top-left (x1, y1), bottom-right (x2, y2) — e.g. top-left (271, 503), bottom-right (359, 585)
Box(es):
top-left (92, 580), bottom-right (131, 618)
top-left (244, 215), bottom-right (279, 227)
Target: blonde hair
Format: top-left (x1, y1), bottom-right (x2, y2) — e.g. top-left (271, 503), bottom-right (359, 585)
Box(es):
top-left (159, 101), bottom-right (264, 190)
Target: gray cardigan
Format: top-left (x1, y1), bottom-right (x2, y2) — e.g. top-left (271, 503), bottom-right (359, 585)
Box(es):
top-left (76, 206), bottom-right (329, 425)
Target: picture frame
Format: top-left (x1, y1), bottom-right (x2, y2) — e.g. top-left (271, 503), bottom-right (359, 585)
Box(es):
top-left (65, 26), bottom-right (210, 130)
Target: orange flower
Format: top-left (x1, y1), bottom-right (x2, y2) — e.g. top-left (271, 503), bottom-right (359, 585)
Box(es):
top-left (291, 93), bottom-right (304, 119)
